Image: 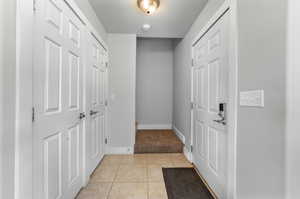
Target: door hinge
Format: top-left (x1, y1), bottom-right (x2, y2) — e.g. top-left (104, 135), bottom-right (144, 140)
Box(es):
top-left (191, 102), bottom-right (195, 110)
top-left (105, 100), bottom-right (108, 107)
top-left (191, 145), bottom-right (193, 152)
top-left (32, 107), bottom-right (35, 122)
top-left (105, 62), bottom-right (108, 68)
top-left (191, 59), bottom-right (194, 67)
top-left (105, 138), bottom-right (108, 144)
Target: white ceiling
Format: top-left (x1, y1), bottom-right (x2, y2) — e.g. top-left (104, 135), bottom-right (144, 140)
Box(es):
top-left (88, 0), bottom-right (208, 38)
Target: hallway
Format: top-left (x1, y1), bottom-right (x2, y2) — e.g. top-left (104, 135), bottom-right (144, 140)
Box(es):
top-left (1, 0), bottom-right (297, 198)
top-left (76, 153), bottom-right (193, 199)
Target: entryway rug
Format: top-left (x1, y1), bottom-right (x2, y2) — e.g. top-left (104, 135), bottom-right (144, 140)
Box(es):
top-left (162, 168), bottom-right (215, 199)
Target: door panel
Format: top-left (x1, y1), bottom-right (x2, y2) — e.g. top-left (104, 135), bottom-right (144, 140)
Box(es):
top-left (208, 127), bottom-right (218, 173)
top-left (44, 38), bottom-right (62, 113)
top-left (86, 33), bottom-right (108, 176)
top-left (68, 52), bottom-right (80, 110)
top-left (192, 11), bottom-right (229, 198)
top-left (46, 0), bottom-right (63, 33)
top-left (90, 116), bottom-right (98, 158)
top-left (195, 121), bottom-right (205, 159)
top-left (208, 59), bottom-right (220, 113)
top-left (33, 0), bottom-right (84, 198)
top-left (67, 123), bottom-right (80, 185)
top-left (44, 133), bottom-right (63, 199)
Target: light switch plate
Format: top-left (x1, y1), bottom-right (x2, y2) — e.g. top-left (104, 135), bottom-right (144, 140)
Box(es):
top-left (240, 90), bottom-right (264, 107)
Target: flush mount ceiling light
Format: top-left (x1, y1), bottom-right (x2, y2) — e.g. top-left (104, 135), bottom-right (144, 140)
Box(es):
top-left (137, 0), bottom-right (160, 15)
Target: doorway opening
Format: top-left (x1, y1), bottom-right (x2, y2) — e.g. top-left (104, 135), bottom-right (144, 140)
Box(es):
top-left (134, 38), bottom-right (183, 153)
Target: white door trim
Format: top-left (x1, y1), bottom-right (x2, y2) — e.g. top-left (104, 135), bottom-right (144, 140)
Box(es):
top-left (286, 0), bottom-right (300, 198)
top-left (15, 0), bottom-right (33, 198)
top-left (16, 0), bottom-right (108, 198)
top-left (190, 0), bottom-right (238, 198)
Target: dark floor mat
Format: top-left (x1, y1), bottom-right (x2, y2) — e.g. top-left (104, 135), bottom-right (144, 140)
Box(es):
top-left (162, 168), bottom-right (214, 199)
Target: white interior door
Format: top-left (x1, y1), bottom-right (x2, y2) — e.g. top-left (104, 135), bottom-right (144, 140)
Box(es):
top-left (86, 33), bottom-right (108, 176)
top-left (33, 0), bottom-right (85, 198)
top-left (192, 11), bottom-right (229, 198)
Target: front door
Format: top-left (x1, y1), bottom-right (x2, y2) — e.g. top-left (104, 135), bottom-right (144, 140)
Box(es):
top-left (192, 11), bottom-right (229, 198)
top-left (33, 0), bottom-right (84, 198)
top-left (86, 33), bottom-right (108, 176)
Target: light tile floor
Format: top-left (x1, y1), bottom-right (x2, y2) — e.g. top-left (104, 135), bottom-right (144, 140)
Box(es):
top-left (76, 153), bottom-right (193, 199)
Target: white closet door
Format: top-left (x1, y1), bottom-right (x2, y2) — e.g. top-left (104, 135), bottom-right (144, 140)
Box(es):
top-left (33, 0), bottom-right (84, 198)
top-left (86, 33), bottom-right (108, 176)
top-left (192, 11), bottom-right (229, 198)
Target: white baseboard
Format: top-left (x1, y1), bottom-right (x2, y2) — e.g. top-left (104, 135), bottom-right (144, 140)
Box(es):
top-left (173, 126), bottom-right (186, 144)
top-left (105, 146), bottom-right (134, 154)
top-left (137, 124), bottom-right (172, 130)
top-left (184, 146), bottom-right (193, 163)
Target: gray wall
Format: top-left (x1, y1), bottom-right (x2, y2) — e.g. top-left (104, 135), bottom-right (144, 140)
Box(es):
top-left (108, 34), bottom-right (137, 149)
top-left (74, 0), bottom-right (107, 41)
top-left (136, 38), bottom-right (174, 127)
top-left (236, 0), bottom-right (286, 198)
top-left (0, 0), bottom-right (17, 198)
top-left (173, 0), bottom-right (225, 146)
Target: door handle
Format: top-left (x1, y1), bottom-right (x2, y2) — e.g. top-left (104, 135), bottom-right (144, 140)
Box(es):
top-left (90, 110), bottom-right (99, 116)
top-left (213, 118), bottom-right (226, 125)
top-left (79, 112), bottom-right (86, 120)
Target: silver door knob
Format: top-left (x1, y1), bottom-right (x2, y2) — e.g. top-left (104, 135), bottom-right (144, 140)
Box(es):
top-left (79, 112), bottom-right (86, 120)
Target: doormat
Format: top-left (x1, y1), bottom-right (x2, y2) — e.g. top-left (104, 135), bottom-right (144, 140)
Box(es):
top-left (162, 168), bottom-right (215, 199)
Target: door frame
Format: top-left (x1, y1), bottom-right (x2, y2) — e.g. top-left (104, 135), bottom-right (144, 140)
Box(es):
top-left (84, 31), bottom-right (109, 182)
top-left (190, 0), bottom-right (238, 198)
top-left (15, 0), bottom-right (108, 198)
top-left (286, 0), bottom-right (300, 197)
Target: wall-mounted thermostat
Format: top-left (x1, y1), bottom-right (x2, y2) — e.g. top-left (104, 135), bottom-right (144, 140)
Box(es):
top-left (240, 90), bottom-right (264, 107)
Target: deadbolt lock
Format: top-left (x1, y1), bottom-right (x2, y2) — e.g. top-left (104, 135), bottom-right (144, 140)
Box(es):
top-left (214, 103), bottom-right (227, 125)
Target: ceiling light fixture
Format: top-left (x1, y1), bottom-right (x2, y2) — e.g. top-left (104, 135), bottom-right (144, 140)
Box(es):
top-left (137, 0), bottom-right (160, 15)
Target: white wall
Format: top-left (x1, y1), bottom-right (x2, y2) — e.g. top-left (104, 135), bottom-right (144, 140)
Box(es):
top-left (136, 38), bottom-right (173, 129)
top-left (173, 0), bottom-right (225, 148)
top-left (73, 0), bottom-right (107, 41)
top-left (0, 0), bottom-right (17, 198)
top-left (108, 34), bottom-right (136, 152)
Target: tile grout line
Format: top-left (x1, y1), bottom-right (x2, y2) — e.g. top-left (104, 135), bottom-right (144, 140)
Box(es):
top-left (106, 164), bottom-right (121, 199)
top-left (105, 182), bottom-right (114, 199)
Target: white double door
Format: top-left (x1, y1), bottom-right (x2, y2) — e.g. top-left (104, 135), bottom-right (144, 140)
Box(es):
top-left (191, 11), bottom-right (229, 198)
top-left (33, 0), bottom-right (107, 198)
top-left (85, 33), bottom-right (108, 176)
